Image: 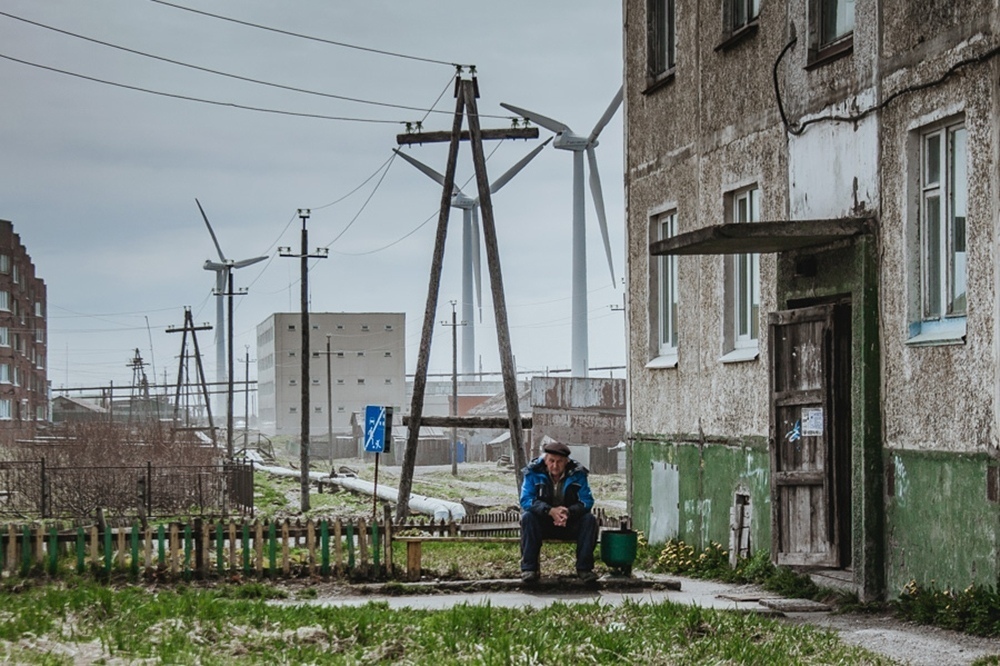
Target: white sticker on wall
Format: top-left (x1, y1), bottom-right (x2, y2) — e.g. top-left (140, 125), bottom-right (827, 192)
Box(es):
top-left (801, 407), bottom-right (824, 436)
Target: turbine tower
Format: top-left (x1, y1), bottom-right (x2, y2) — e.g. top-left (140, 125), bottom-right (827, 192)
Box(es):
top-left (196, 199), bottom-right (268, 423)
top-left (501, 88), bottom-right (622, 377)
top-left (393, 139), bottom-right (550, 378)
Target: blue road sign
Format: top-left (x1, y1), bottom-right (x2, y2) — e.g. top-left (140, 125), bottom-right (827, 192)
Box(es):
top-left (364, 405), bottom-right (387, 453)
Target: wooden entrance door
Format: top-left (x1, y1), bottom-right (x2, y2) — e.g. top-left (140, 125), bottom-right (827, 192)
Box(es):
top-left (769, 303), bottom-right (849, 567)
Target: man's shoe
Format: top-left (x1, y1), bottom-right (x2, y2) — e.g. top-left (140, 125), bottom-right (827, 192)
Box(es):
top-left (577, 570), bottom-right (598, 585)
top-left (520, 570), bottom-right (539, 585)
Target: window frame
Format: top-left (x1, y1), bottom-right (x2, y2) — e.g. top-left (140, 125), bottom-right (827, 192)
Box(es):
top-left (646, 0), bottom-right (677, 90)
top-left (647, 209), bottom-right (679, 368)
top-left (721, 185), bottom-right (761, 363)
top-left (908, 118), bottom-right (968, 346)
top-left (808, 0), bottom-right (854, 65)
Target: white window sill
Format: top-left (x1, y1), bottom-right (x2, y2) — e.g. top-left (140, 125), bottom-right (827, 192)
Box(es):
top-left (646, 353), bottom-right (678, 369)
top-left (906, 326), bottom-right (966, 347)
top-left (719, 345), bottom-right (759, 364)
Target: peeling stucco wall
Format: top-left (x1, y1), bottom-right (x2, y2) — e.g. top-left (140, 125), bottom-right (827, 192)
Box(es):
top-left (624, 0), bottom-right (1000, 597)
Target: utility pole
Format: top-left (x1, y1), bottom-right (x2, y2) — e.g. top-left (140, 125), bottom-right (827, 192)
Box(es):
top-left (441, 300), bottom-right (466, 476)
top-left (279, 209), bottom-right (328, 513)
top-left (326, 333), bottom-right (334, 465)
top-left (395, 73), bottom-right (536, 521)
top-left (239, 345), bottom-right (254, 453)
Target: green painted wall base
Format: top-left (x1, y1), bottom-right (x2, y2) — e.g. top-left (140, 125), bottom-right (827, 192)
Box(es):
top-left (885, 449), bottom-right (1000, 594)
top-left (631, 438), bottom-right (770, 554)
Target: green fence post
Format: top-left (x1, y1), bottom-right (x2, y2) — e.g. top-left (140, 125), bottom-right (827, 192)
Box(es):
top-left (320, 520), bottom-right (330, 577)
top-left (183, 524), bottom-right (192, 580)
top-left (130, 522), bottom-right (140, 577)
top-left (216, 523), bottom-right (224, 575)
top-left (104, 526), bottom-right (112, 574)
top-left (267, 522), bottom-right (276, 579)
top-left (48, 527), bottom-right (58, 576)
top-left (346, 523), bottom-right (355, 571)
top-left (371, 522), bottom-right (380, 571)
top-left (157, 525), bottom-right (166, 568)
top-left (241, 523), bottom-right (250, 576)
top-left (76, 527), bottom-right (85, 575)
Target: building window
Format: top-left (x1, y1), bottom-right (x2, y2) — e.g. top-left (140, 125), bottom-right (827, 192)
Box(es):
top-left (357, 351), bottom-right (365, 357)
top-left (311, 378), bottom-right (320, 385)
top-left (11, 264), bottom-right (19, 285)
top-left (288, 351), bottom-right (296, 357)
top-left (312, 351), bottom-right (320, 358)
top-left (809, 0), bottom-right (854, 62)
top-left (0, 399), bottom-right (10, 420)
top-left (34, 301), bottom-right (43, 317)
top-left (311, 324), bottom-right (319, 330)
top-left (730, 0), bottom-right (760, 31)
top-left (385, 324), bottom-right (393, 331)
top-left (723, 186), bottom-right (760, 361)
top-left (336, 352), bottom-right (345, 358)
top-left (647, 0), bottom-right (676, 84)
top-left (0, 364), bottom-right (9, 384)
top-left (0, 255), bottom-right (8, 274)
top-left (909, 120), bottom-right (967, 344)
top-left (336, 325), bottom-right (344, 330)
top-left (0, 327), bottom-right (8, 347)
top-left (384, 378), bottom-right (392, 385)
top-left (336, 378), bottom-right (345, 385)
top-left (314, 406), bottom-right (323, 413)
top-left (384, 352), bottom-right (392, 358)
top-left (288, 324), bottom-right (296, 331)
top-left (357, 378), bottom-right (365, 385)
top-left (0, 291), bottom-right (8, 312)
top-left (289, 379), bottom-right (297, 386)
top-left (648, 210), bottom-right (678, 368)
top-left (337, 406), bottom-right (345, 413)
top-left (361, 324), bottom-right (369, 331)
top-left (289, 406), bottom-right (297, 414)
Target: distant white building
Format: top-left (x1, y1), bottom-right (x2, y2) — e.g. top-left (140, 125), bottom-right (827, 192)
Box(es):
top-left (256, 312), bottom-right (405, 438)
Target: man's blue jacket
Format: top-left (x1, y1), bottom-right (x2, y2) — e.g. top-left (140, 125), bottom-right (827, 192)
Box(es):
top-left (519, 456), bottom-right (595, 519)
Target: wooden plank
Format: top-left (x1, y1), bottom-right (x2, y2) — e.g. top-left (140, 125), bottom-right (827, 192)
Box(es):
top-left (396, 78), bottom-right (466, 522)
top-left (774, 470), bottom-right (825, 486)
top-left (405, 540), bottom-right (422, 581)
top-left (396, 127), bottom-right (539, 145)
top-left (463, 79), bottom-right (528, 486)
top-left (403, 415), bottom-right (532, 429)
top-left (650, 218), bottom-right (872, 256)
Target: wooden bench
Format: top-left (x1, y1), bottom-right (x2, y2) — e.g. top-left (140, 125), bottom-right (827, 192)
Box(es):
top-left (393, 528), bottom-right (613, 581)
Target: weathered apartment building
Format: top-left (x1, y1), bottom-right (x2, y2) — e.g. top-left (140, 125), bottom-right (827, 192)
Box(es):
top-left (0, 220), bottom-right (47, 444)
top-left (256, 312), bottom-right (405, 441)
top-left (624, 0), bottom-right (1000, 599)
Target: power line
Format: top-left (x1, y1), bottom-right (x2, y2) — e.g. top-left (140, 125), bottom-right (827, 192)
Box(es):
top-left (148, 0), bottom-right (470, 69)
top-left (0, 52), bottom-right (403, 124)
top-left (0, 11), bottom-right (471, 119)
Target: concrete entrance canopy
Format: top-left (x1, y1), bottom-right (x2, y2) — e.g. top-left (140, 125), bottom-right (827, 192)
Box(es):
top-left (648, 217), bottom-right (873, 256)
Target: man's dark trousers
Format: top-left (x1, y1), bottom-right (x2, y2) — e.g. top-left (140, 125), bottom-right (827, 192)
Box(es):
top-left (520, 511), bottom-right (598, 573)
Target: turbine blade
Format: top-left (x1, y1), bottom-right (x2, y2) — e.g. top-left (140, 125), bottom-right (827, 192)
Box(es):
top-left (232, 255), bottom-right (269, 269)
top-left (195, 198), bottom-right (227, 262)
top-left (472, 206), bottom-right (483, 321)
top-left (587, 146), bottom-right (616, 285)
top-left (489, 137), bottom-right (552, 194)
top-left (392, 148), bottom-right (447, 187)
top-left (588, 86), bottom-right (624, 144)
top-left (204, 261), bottom-right (227, 271)
top-left (499, 102), bottom-right (570, 134)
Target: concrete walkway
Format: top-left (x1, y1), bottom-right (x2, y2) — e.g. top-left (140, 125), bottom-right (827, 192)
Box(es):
top-left (283, 573), bottom-right (1000, 665)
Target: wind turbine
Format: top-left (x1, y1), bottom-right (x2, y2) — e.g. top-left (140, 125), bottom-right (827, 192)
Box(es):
top-left (393, 138), bottom-right (551, 378)
top-left (501, 87), bottom-right (623, 377)
top-left (196, 198), bottom-right (268, 443)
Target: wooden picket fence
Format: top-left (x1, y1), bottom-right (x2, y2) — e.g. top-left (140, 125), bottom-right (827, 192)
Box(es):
top-left (1, 506), bottom-right (396, 581)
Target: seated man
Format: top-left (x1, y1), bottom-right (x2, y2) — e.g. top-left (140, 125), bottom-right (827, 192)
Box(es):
top-left (519, 440), bottom-right (598, 585)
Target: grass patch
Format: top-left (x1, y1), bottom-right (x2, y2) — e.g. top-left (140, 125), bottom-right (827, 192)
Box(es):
top-left (895, 580), bottom-right (1000, 637)
top-left (0, 581), bottom-right (895, 664)
top-left (641, 539), bottom-right (825, 600)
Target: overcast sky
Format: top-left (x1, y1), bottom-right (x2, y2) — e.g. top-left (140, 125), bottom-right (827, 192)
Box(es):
top-left (0, 1), bottom-right (626, 395)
